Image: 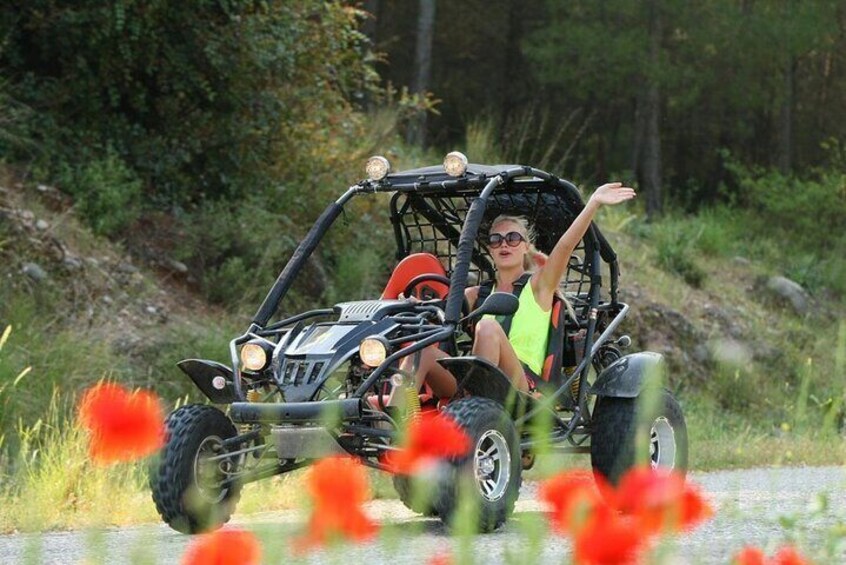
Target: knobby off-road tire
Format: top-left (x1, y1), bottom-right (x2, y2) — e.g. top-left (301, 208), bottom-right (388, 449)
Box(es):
top-left (392, 474), bottom-right (438, 516)
top-left (590, 389), bottom-right (688, 485)
top-left (149, 404), bottom-right (242, 534)
top-left (434, 397), bottom-right (522, 532)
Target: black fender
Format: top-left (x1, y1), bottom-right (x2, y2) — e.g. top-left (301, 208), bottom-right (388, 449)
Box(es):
top-left (589, 352), bottom-right (665, 399)
top-left (437, 356), bottom-right (515, 407)
top-left (177, 359), bottom-right (238, 404)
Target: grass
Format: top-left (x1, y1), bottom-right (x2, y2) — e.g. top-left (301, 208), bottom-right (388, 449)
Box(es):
top-left (684, 395), bottom-right (846, 471)
top-left (1, 130), bottom-right (845, 539)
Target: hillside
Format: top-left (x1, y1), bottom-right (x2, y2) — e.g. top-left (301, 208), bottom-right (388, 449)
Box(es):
top-left (2, 165), bottom-right (843, 459)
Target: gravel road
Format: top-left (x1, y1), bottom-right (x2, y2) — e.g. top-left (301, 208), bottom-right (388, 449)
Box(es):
top-left (1, 466), bottom-right (843, 565)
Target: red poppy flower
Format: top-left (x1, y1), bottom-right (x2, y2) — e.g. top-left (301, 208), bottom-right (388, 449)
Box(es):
top-left (733, 547), bottom-right (766, 565)
top-left (572, 504), bottom-right (648, 565)
top-left (181, 528), bottom-right (262, 565)
top-left (293, 456), bottom-right (379, 553)
top-left (616, 467), bottom-right (712, 533)
top-left (677, 484), bottom-right (714, 531)
top-left (427, 553), bottom-right (454, 565)
top-left (771, 546), bottom-right (810, 565)
top-left (539, 470), bottom-right (605, 534)
top-left (77, 382), bottom-right (165, 464)
top-left (383, 412), bottom-right (470, 475)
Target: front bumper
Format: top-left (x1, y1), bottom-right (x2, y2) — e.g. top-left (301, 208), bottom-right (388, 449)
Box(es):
top-left (229, 398), bottom-right (362, 424)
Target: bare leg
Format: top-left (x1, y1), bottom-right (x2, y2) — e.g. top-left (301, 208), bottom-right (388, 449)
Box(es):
top-left (396, 345), bottom-right (457, 399)
top-left (472, 319), bottom-right (529, 392)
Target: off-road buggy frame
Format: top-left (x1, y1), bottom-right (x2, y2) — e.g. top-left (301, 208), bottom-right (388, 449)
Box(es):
top-left (150, 157), bottom-right (688, 534)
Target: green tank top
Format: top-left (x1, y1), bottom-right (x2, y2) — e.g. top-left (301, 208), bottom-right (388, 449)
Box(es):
top-left (483, 279), bottom-right (551, 375)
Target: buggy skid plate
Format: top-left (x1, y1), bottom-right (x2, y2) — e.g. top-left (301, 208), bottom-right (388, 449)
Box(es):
top-left (270, 426), bottom-right (346, 459)
top-left (229, 398), bottom-right (362, 424)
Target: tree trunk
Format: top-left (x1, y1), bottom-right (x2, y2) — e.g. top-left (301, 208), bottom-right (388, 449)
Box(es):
top-left (778, 55), bottom-right (795, 174)
top-left (500, 0), bottom-right (523, 129)
top-left (361, 0), bottom-right (380, 41)
top-left (406, 0), bottom-right (436, 147)
top-left (635, 0), bottom-right (663, 218)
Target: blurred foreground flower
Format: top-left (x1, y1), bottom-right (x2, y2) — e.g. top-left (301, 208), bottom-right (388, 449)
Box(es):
top-left (383, 411), bottom-right (470, 474)
top-left (540, 467), bottom-right (713, 565)
top-left (573, 504), bottom-right (645, 565)
top-left (540, 469), bottom-right (605, 534)
top-left (426, 552), bottom-right (454, 565)
top-left (77, 382), bottom-right (165, 464)
top-left (734, 547), bottom-right (766, 565)
top-left (733, 545), bottom-right (811, 565)
top-left (294, 456), bottom-right (378, 553)
top-left (181, 528), bottom-right (262, 565)
top-left (615, 466), bottom-right (713, 533)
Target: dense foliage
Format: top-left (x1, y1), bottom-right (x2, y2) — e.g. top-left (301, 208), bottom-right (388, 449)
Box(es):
top-left (1, 0), bottom-right (375, 204)
top-left (371, 0), bottom-right (846, 209)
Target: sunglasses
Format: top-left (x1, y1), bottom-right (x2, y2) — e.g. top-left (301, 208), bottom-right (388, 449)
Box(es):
top-left (487, 231), bottom-right (526, 249)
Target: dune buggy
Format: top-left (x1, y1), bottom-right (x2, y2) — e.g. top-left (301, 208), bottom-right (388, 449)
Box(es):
top-left (149, 154), bottom-right (688, 534)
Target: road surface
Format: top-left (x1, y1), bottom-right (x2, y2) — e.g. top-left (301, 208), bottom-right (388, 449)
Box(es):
top-left (1, 466), bottom-right (843, 564)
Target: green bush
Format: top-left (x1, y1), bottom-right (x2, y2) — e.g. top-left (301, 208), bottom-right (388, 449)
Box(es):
top-left (691, 206), bottom-right (742, 257)
top-left (726, 159), bottom-right (846, 252)
top-left (1, 1), bottom-right (376, 205)
top-left (59, 150), bottom-right (142, 236)
top-left (175, 192), bottom-right (396, 314)
top-left (647, 217), bottom-right (708, 288)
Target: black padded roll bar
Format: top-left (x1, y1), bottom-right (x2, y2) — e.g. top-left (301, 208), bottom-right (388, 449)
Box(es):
top-left (252, 187), bottom-right (357, 326)
top-left (444, 175), bottom-right (501, 323)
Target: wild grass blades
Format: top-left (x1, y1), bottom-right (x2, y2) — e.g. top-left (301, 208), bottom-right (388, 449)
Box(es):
top-left (464, 105), bottom-right (592, 176)
top-left (794, 358), bottom-right (813, 432)
top-left (0, 388), bottom-right (158, 532)
top-left (0, 324), bottom-right (11, 350)
top-left (0, 325), bottom-right (32, 397)
top-left (822, 322), bottom-right (845, 435)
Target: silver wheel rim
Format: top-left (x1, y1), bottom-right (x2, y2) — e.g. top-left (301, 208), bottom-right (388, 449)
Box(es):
top-left (193, 435), bottom-right (229, 503)
top-left (650, 417), bottom-right (676, 469)
top-left (474, 430), bottom-right (511, 502)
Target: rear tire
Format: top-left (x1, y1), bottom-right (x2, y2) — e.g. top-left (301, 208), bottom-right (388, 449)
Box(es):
top-left (590, 389), bottom-right (688, 485)
top-left (149, 404), bottom-right (242, 534)
top-left (434, 397), bottom-right (522, 532)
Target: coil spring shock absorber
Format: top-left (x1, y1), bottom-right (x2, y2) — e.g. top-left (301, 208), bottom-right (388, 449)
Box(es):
top-left (391, 373), bottom-right (421, 421)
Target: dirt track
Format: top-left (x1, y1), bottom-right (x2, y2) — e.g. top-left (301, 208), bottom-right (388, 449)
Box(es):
top-left (1, 466), bottom-right (843, 564)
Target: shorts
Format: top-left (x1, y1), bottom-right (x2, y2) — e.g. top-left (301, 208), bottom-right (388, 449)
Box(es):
top-left (521, 363), bottom-right (540, 393)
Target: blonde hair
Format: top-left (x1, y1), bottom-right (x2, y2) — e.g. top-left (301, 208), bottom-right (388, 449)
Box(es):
top-left (489, 215), bottom-right (576, 320)
top-left (489, 214), bottom-right (547, 272)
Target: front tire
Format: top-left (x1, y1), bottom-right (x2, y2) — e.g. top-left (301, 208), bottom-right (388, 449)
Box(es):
top-left (434, 397), bottom-right (522, 532)
top-left (590, 389), bottom-right (688, 485)
top-left (149, 404), bottom-right (242, 534)
top-left (393, 474), bottom-right (438, 516)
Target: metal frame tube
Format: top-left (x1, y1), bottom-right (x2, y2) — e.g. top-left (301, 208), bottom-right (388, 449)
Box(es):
top-left (252, 186), bottom-right (358, 327)
top-left (353, 326), bottom-right (453, 396)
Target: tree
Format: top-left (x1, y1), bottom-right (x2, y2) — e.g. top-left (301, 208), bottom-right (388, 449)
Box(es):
top-left (0, 1), bottom-right (375, 204)
top-left (406, 0), bottom-right (436, 146)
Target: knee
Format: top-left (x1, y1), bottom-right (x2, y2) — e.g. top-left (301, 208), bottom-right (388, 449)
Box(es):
top-left (474, 319), bottom-right (504, 341)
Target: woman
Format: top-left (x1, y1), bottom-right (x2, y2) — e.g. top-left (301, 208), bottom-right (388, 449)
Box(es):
top-left (404, 182), bottom-right (636, 397)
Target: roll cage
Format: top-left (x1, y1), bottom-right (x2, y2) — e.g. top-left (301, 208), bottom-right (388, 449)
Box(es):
top-left (227, 164), bottom-right (625, 421)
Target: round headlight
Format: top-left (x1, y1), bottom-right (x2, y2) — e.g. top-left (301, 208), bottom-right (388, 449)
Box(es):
top-left (443, 151), bottom-right (468, 177)
top-left (365, 155), bottom-right (391, 181)
top-left (240, 341), bottom-right (271, 372)
top-left (359, 337), bottom-right (388, 367)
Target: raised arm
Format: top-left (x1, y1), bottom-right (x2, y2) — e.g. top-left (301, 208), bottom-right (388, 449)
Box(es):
top-left (535, 182), bottom-right (636, 296)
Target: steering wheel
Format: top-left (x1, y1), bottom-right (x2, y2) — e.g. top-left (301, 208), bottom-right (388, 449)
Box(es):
top-left (401, 273), bottom-right (472, 329)
top-left (402, 273), bottom-right (451, 300)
